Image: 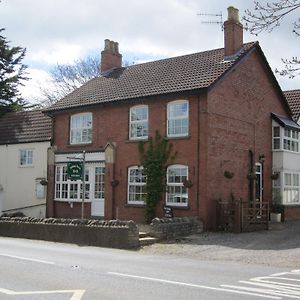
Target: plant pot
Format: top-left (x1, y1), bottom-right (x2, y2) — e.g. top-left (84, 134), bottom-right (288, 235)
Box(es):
top-left (270, 212), bottom-right (281, 222)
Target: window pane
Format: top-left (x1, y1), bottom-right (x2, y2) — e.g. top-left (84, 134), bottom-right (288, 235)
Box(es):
top-left (273, 127), bottom-right (280, 138)
top-left (70, 113), bottom-right (92, 144)
top-left (293, 174), bottom-right (299, 186)
top-left (285, 173), bottom-right (292, 186)
top-left (166, 165), bottom-right (188, 206)
top-left (128, 167), bottom-right (146, 203)
top-left (167, 101), bottom-right (188, 136)
top-left (130, 106), bottom-right (148, 139)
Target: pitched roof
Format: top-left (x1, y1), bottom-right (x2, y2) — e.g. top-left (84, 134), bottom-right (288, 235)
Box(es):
top-left (271, 112), bottom-right (300, 131)
top-left (44, 42), bottom-right (257, 113)
top-left (284, 89), bottom-right (300, 119)
top-left (0, 109), bottom-right (52, 145)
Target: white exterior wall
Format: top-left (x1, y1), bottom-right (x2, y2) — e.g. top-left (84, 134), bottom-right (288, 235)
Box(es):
top-left (0, 141), bottom-right (50, 217)
top-left (272, 120), bottom-right (300, 206)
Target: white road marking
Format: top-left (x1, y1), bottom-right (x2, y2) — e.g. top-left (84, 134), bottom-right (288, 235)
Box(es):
top-left (221, 269), bottom-right (300, 299)
top-left (108, 272), bottom-right (281, 299)
top-left (0, 253), bottom-right (54, 265)
top-left (221, 284), bottom-right (300, 299)
top-left (0, 288), bottom-right (85, 300)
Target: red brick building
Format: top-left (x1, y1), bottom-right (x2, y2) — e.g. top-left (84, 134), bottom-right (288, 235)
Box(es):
top-left (44, 7), bottom-right (292, 229)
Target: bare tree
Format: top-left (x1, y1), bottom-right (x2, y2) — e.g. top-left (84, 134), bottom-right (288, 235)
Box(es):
top-left (40, 56), bottom-right (100, 107)
top-left (243, 0), bottom-right (300, 78)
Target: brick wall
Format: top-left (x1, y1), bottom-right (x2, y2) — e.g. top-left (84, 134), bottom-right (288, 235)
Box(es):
top-left (284, 206), bottom-right (300, 221)
top-left (48, 49), bottom-right (291, 229)
top-left (51, 94), bottom-right (203, 223)
top-left (202, 49), bottom-right (289, 229)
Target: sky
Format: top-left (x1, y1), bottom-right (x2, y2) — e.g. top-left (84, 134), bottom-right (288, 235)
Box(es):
top-left (0, 0), bottom-right (299, 104)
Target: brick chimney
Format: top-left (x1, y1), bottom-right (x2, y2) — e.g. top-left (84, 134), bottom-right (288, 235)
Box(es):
top-left (100, 39), bottom-right (122, 73)
top-left (224, 6), bottom-right (243, 57)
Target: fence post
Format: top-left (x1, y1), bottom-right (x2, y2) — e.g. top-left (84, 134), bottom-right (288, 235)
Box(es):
top-left (234, 200), bottom-right (241, 233)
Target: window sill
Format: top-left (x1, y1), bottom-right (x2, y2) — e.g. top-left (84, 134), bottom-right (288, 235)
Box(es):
top-left (125, 203), bottom-right (145, 208)
top-left (165, 135), bottom-right (190, 141)
top-left (126, 138), bottom-right (148, 143)
top-left (165, 204), bottom-right (189, 210)
top-left (19, 165), bottom-right (34, 168)
top-left (54, 199), bottom-right (92, 203)
top-left (67, 142), bottom-right (93, 148)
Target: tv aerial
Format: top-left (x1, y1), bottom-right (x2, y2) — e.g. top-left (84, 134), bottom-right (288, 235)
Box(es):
top-left (197, 12), bottom-right (223, 31)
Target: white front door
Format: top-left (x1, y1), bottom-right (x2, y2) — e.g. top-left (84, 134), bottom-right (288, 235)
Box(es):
top-left (91, 166), bottom-right (105, 217)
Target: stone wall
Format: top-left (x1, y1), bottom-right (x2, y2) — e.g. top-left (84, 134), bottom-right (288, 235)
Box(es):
top-left (0, 217), bottom-right (139, 249)
top-left (150, 216), bottom-right (203, 240)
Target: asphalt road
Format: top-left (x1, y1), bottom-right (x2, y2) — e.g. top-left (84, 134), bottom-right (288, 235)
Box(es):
top-left (0, 237), bottom-right (299, 300)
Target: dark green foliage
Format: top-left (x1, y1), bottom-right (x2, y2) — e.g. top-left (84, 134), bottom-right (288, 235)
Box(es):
top-left (139, 131), bottom-right (177, 223)
top-left (0, 28), bottom-right (30, 116)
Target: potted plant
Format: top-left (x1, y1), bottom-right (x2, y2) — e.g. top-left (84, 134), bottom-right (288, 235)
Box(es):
top-left (270, 193), bottom-right (283, 222)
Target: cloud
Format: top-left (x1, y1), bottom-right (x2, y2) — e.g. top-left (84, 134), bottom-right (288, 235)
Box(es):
top-left (31, 43), bottom-right (83, 65)
top-left (19, 68), bottom-right (52, 102)
top-left (0, 0), bottom-right (298, 96)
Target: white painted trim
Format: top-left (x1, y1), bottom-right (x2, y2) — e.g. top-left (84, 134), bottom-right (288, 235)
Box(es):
top-left (55, 152), bottom-right (105, 163)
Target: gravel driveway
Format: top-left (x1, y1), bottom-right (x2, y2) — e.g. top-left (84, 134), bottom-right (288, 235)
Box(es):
top-left (140, 220), bottom-right (300, 268)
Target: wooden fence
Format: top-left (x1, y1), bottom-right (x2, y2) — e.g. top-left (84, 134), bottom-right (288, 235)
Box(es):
top-left (216, 200), bottom-right (269, 233)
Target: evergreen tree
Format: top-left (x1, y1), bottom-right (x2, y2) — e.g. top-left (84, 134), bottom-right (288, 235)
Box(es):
top-left (0, 28), bottom-right (30, 115)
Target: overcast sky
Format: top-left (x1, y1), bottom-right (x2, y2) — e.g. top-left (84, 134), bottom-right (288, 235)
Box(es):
top-left (1, 0), bottom-right (299, 104)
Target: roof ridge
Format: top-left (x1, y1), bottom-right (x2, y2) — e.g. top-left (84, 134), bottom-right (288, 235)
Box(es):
top-left (125, 41), bottom-right (257, 69)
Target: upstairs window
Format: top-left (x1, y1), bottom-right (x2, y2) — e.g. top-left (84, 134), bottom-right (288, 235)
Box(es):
top-left (70, 113), bottom-right (92, 144)
top-left (19, 149), bottom-right (33, 167)
top-left (129, 105), bottom-right (148, 139)
top-left (272, 126), bottom-right (281, 150)
top-left (167, 100), bottom-right (189, 137)
top-left (283, 128), bottom-right (299, 152)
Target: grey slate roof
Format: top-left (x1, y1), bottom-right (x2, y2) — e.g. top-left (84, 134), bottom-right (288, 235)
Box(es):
top-left (44, 42), bottom-right (257, 113)
top-left (271, 112), bottom-right (300, 131)
top-left (0, 109), bottom-right (52, 145)
top-left (284, 89), bottom-right (300, 119)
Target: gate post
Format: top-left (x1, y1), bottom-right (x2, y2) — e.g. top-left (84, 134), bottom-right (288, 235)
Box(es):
top-left (234, 200), bottom-right (242, 233)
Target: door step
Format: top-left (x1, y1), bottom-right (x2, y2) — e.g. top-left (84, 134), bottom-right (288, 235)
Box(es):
top-left (139, 232), bottom-right (158, 246)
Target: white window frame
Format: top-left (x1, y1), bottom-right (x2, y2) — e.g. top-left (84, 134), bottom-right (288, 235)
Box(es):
top-left (283, 128), bottom-right (299, 152)
top-left (166, 164), bottom-right (188, 207)
top-left (129, 105), bottom-right (148, 140)
top-left (283, 172), bottom-right (300, 205)
top-left (167, 100), bottom-right (189, 137)
top-left (272, 126), bottom-right (281, 150)
top-left (55, 165), bottom-right (94, 202)
top-left (127, 166), bottom-right (146, 205)
top-left (94, 166), bottom-right (105, 200)
top-left (70, 113), bottom-right (92, 145)
top-left (19, 149), bottom-right (33, 167)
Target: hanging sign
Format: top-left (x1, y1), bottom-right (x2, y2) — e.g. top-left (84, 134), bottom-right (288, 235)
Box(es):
top-left (67, 162), bottom-right (83, 180)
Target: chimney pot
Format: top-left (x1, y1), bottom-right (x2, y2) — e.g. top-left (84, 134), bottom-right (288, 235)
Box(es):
top-left (227, 6), bottom-right (240, 23)
top-left (100, 39), bottom-right (122, 73)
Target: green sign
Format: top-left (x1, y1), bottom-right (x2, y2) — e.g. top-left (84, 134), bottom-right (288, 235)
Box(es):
top-left (67, 162), bottom-right (83, 180)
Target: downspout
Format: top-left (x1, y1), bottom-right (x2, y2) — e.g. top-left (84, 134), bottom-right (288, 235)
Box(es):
top-left (197, 94), bottom-right (201, 214)
top-left (112, 162), bottom-right (116, 219)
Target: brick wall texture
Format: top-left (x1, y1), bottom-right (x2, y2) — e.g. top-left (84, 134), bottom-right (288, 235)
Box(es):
top-left (47, 49), bottom-right (291, 230)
